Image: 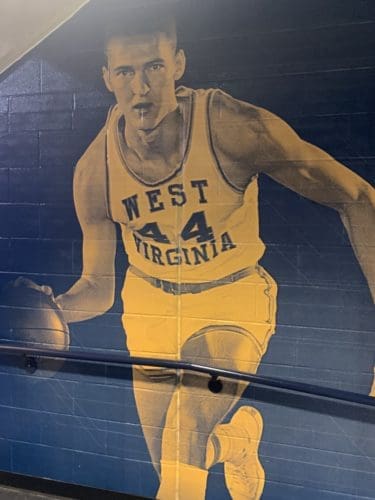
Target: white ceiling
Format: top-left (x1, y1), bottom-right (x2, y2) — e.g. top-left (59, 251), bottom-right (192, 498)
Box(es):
top-left (0, 0), bottom-right (89, 75)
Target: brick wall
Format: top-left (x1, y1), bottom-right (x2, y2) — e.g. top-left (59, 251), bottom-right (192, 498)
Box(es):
top-left (0, 1), bottom-right (373, 498)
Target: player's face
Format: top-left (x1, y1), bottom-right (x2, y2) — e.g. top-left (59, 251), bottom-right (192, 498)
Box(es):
top-left (103, 32), bottom-right (185, 131)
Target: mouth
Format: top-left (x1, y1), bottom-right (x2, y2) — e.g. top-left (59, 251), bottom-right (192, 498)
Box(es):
top-left (133, 102), bottom-right (153, 113)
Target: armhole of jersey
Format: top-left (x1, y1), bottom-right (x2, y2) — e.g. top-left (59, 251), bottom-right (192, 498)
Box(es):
top-left (104, 105), bottom-right (115, 222)
top-left (206, 89), bottom-right (245, 194)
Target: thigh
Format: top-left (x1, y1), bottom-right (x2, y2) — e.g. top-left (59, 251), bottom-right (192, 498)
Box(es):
top-left (122, 270), bottom-right (179, 359)
top-left (180, 265), bottom-right (278, 355)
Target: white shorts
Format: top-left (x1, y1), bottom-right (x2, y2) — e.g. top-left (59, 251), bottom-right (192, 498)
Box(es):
top-left (122, 265), bottom-right (277, 363)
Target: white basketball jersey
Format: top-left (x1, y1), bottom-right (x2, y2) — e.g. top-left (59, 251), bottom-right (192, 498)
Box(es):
top-left (105, 87), bottom-right (265, 282)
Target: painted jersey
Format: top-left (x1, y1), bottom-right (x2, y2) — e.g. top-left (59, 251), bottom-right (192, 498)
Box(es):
top-left (105, 86), bottom-right (265, 282)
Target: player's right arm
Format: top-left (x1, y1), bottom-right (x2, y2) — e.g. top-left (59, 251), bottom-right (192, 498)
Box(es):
top-left (55, 130), bottom-right (117, 323)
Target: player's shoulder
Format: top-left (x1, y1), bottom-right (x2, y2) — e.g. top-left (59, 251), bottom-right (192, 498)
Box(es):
top-left (75, 127), bottom-right (106, 178)
top-left (210, 89), bottom-right (276, 133)
top-left (73, 111), bottom-right (110, 200)
top-left (75, 105), bottom-right (120, 175)
top-left (204, 89), bottom-right (268, 162)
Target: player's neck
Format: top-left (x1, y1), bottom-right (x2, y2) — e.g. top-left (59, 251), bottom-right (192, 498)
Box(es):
top-left (124, 106), bottom-right (183, 161)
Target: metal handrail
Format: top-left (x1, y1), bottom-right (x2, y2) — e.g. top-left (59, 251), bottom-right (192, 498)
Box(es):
top-left (0, 343), bottom-right (373, 408)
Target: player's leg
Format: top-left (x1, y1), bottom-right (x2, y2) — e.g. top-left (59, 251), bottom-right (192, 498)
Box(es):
top-left (122, 271), bottom-right (180, 475)
top-left (132, 365), bottom-right (177, 474)
top-left (177, 326), bottom-right (261, 467)
top-left (158, 266), bottom-right (277, 500)
top-left (157, 326), bottom-right (262, 500)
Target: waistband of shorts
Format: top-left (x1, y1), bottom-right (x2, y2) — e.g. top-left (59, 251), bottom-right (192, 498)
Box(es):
top-left (128, 265), bottom-right (257, 295)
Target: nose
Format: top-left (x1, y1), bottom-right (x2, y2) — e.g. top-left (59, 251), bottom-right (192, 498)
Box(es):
top-left (130, 70), bottom-right (150, 96)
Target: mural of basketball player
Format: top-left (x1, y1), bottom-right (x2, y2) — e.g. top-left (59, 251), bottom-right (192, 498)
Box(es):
top-left (45, 9), bottom-right (374, 500)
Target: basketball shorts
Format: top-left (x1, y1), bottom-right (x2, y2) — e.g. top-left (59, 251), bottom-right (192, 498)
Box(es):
top-left (122, 265), bottom-right (277, 364)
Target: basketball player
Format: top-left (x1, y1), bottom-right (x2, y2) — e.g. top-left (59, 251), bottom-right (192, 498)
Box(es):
top-left (46, 10), bottom-right (374, 500)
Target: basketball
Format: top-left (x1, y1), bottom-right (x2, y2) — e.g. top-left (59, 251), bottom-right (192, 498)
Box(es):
top-left (0, 278), bottom-right (70, 375)
top-left (0, 278), bottom-right (69, 350)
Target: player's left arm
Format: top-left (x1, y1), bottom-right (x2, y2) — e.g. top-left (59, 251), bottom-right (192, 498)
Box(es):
top-left (256, 109), bottom-right (375, 302)
top-left (210, 91), bottom-right (374, 300)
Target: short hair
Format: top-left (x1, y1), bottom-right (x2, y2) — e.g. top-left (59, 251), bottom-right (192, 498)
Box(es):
top-left (102, 3), bottom-right (178, 56)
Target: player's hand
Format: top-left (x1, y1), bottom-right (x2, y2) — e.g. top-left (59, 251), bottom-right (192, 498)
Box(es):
top-left (12, 277), bottom-right (55, 301)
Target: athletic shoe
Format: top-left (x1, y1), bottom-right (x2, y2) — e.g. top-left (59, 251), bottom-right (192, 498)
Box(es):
top-left (224, 406), bottom-right (265, 500)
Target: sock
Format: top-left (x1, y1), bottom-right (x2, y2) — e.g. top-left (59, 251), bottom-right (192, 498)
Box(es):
top-left (208, 421), bottom-right (251, 465)
top-left (205, 431), bottom-right (220, 469)
top-left (157, 461), bottom-right (208, 500)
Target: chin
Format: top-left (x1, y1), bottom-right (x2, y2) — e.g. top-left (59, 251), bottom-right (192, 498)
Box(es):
top-left (138, 117), bottom-right (161, 132)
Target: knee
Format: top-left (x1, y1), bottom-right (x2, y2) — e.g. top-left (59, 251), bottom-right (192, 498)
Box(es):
top-left (181, 326), bottom-right (263, 373)
top-left (134, 365), bottom-right (178, 383)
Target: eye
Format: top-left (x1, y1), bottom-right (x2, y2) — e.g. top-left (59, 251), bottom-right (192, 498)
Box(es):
top-left (149, 63), bottom-right (164, 71)
top-left (116, 68), bottom-right (134, 77)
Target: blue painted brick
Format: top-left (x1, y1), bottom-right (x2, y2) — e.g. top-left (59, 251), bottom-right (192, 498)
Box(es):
top-left (280, 302), bottom-right (374, 332)
top-left (10, 238), bottom-right (42, 273)
top-left (262, 196), bottom-right (339, 226)
top-left (70, 322), bottom-right (124, 350)
top-left (0, 239), bottom-right (11, 271)
top-left (10, 93), bottom-right (73, 113)
top-left (74, 381), bottom-right (135, 406)
top-left (107, 430), bottom-right (151, 461)
top-left (262, 441), bottom-right (374, 474)
top-left (41, 421), bottom-right (107, 455)
top-left (277, 285), bottom-right (370, 309)
top-left (260, 246), bottom-right (301, 283)
top-left (41, 61), bottom-right (91, 93)
top-left (40, 205), bottom-right (80, 239)
top-left (264, 481), bottom-right (357, 500)
top-left (349, 113), bottom-right (375, 157)
top-left (41, 411), bottom-right (107, 431)
top-left (39, 130), bottom-right (91, 167)
top-left (9, 168), bottom-right (41, 203)
top-left (11, 375), bottom-right (75, 414)
top-left (296, 342), bottom-right (373, 371)
top-left (263, 456), bottom-right (343, 492)
top-left (0, 168), bottom-right (9, 202)
top-left (0, 132), bottom-right (39, 168)
top-left (76, 309), bottom-right (122, 329)
top-left (12, 442), bottom-right (74, 483)
top-left (105, 367), bottom-right (135, 390)
top-left (301, 69), bottom-right (375, 116)
top-left (39, 239), bottom-right (74, 274)
top-left (72, 108), bottom-right (108, 131)
top-left (0, 407), bottom-right (42, 442)
top-left (261, 338), bottom-right (297, 366)
top-left (45, 358), bottom-right (106, 383)
top-left (261, 225), bottom-right (309, 246)
top-left (0, 439), bottom-right (11, 471)
top-left (10, 237), bottom-right (73, 274)
top-left (206, 469), bottom-right (227, 500)
top-left (0, 114), bottom-right (7, 133)
top-left (290, 115), bottom-right (351, 158)
top-left (72, 453), bottom-right (142, 495)
top-left (10, 111), bottom-right (72, 132)
top-left (0, 205), bottom-right (39, 238)
top-left (0, 59), bottom-right (40, 96)
top-left (0, 98), bottom-right (8, 113)
top-left (73, 396), bottom-right (138, 424)
top-left (72, 240), bottom-right (83, 274)
top-left (39, 166), bottom-right (73, 204)
top-left (107, 421), bottom-right (143, 439)
top-left (277, 324), bottom-right (375, 346)
top-left (0, 374), bottom-right (13, 405)
top-left (74, 91), bottom-right (114, 109)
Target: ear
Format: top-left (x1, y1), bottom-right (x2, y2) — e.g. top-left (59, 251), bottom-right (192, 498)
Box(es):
top-left (174, 49), bottom-right (186, 81)
top-left (102, 66), bottom-right (113, 93)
